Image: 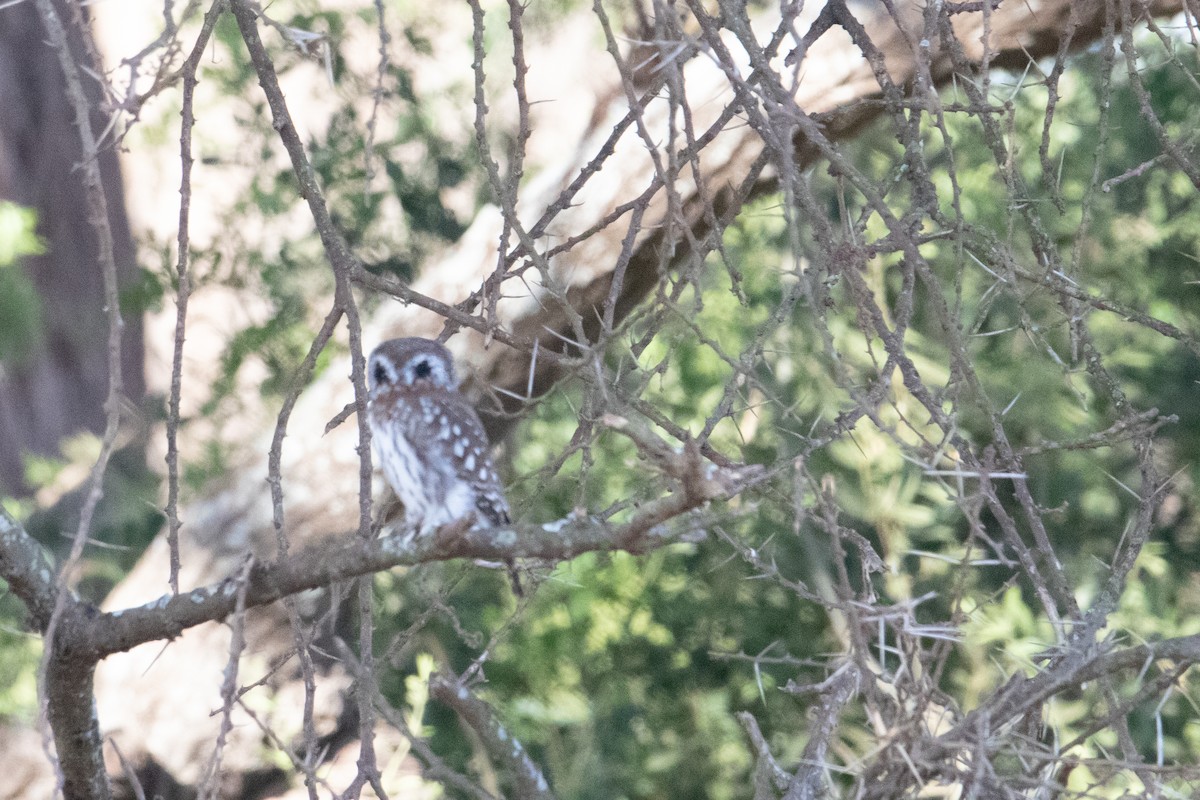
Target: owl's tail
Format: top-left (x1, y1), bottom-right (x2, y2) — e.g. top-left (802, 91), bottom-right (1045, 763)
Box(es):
top-left (506, 559), bottom-right (524, 597)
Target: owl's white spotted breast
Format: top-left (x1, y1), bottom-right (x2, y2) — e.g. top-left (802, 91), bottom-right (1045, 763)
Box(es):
top-left (367, 381), bottom-right (509, 533)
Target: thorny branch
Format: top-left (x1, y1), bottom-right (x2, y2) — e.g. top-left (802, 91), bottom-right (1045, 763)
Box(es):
top-left (31, 0), bottom-right (131, 796)
top-left (429, 671), bottom-right (556, 800)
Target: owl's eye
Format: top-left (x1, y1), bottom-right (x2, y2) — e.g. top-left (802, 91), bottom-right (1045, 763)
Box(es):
top-left (373, 361), bottom-right (392, 387)
top-left (413, 360), bottom-right (433, 380)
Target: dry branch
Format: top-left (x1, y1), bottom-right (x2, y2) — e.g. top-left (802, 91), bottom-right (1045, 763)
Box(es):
top-left (429, 672), bottom-right (556, 800)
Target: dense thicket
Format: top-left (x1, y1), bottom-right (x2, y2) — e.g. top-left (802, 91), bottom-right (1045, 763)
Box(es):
top-left (2, 1), bottom-right (1199, 798)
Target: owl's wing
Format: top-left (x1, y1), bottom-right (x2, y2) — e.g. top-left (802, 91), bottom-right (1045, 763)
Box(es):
top-left (437, 392), bottom-right (511, 527)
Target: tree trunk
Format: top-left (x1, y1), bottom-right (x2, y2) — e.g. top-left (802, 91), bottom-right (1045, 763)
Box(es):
top-left (0, 0), bottom-right (142, 498)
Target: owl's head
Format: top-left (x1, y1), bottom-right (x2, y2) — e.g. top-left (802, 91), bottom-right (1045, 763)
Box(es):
top-left (367, 337), bottom-right (458, 395)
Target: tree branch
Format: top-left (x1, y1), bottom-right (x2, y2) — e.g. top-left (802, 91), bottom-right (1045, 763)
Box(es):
top-left (81, 450), bottom-right (757, 659)
top-left (429, 672), bottom-right (556, 800)
top-left (0, 507), bottom-right (60, 633)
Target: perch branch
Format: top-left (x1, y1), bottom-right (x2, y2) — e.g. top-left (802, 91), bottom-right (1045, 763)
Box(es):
top-left (24, 453), bottom-right (759, 660)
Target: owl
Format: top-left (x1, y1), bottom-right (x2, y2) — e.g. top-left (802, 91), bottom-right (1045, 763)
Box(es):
top-left (366, 337), bottom-right (511, 536)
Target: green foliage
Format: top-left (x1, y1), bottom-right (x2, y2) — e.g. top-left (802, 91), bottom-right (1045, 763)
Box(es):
top-left (364, 36), bottom-right (1200, 798)
top-left (0, 202), bottom-right (45, 366)
top-left (0, 608), bottom-right (40, 722)
top-left (0, 504), bottom-right (43, 723)
top-left (0, 202), bottom-right (45, 265)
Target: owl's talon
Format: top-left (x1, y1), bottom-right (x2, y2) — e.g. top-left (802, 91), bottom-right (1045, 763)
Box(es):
top-left (432, 515), bottom-right (474, 546)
